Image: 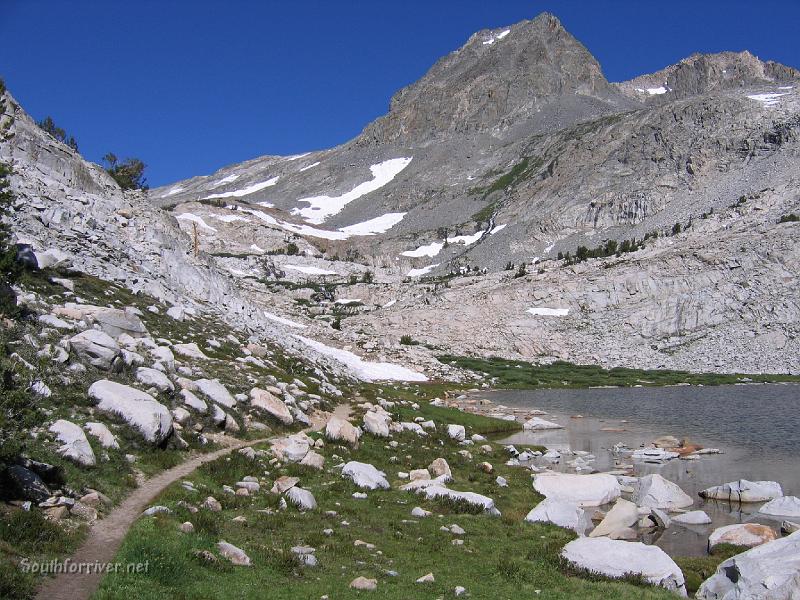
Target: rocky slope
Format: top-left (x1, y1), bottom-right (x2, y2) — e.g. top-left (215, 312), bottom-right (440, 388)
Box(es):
top-left (6, 12), bottom-right (800, 374)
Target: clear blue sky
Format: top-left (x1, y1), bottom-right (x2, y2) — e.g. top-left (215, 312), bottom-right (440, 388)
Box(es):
top-left (3, 1), bottom-right (798, 187)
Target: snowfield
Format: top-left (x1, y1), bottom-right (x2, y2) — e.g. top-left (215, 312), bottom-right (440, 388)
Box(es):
top-left (407, 264), bottom-right (439, 277)
top-left (483, 29), bottom-right (510, 45)
top-left (293, 157), bottom-right (412, 223)
top-left (527, 307), bottom-right (570, 316)
top-left (294, 335), bottom-right (427, 382)
top-left (299, 161), bottom-right (320, 172)
top-left (401, 223), bottom-right (506, 258)
top-left (211, 173), bottom-right (240, 188)
top-left (263, 310), bottom-right (306, 329)
top-left (339, 212), bottom-right (406, 235)
top-left (202, 176), bottom-right (279, 200)
top-left (747, 92), bottom-right (788, 107)
top-left (176, 213), bottom-right (217, 233)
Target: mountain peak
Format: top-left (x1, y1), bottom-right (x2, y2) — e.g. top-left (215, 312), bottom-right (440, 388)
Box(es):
top-left (359, 12), bottom-right (629, 144)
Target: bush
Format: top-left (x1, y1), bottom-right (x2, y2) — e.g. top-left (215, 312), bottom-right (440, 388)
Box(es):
top-left (778, 213), bottom-right (799, 223)
top-left (102, 153), bottom-right (148, 190)
top-left (672, 222), bottom-right (682, 235)
top-left (399, 335), bottom-right (416, 345)
top-left (361, 270), bottom-right (374, 284)
top-left (514, 263), bottom-right (527, 278)
top-left (286, 242), bottom-right (299, 255)
top-left (36, 116), bottom-right (78, 151)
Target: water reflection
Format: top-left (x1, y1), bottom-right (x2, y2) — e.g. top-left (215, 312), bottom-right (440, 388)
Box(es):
top-left (491, 384), bottom-right (799, 556)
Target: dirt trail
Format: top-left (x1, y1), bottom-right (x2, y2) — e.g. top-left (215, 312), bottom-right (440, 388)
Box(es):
top-left (34, 403), bottom-right (352, 600)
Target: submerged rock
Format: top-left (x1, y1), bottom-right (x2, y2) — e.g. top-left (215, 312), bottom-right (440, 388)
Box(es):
top-left (758, 495), bottom-right (800, 518)
top-left (699, 479), bottom-right (783, 503)
top-left (633, 474), bottom-right (693, 510)
top-left (589, 498), bottom-right (639, 539)
top-left (672, 510), bottom-right (712, 525)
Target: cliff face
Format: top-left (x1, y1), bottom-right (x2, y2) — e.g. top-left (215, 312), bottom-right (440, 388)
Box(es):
top-left (5, 12), bottom-right (800, 375)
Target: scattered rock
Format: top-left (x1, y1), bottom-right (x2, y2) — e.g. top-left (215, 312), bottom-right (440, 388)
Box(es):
top-left (217, 541), bottom-right (251, 566)
top-left (135, 367), bottom-right (175, 392)
top-left (69, 330), bottom-right (120, 370)
top-left (84, 422), bottom-right (119, 449)
top-left (699, 480), bottom-right (783, 503)
top-left (416, 573), bottom-right (435, 584)
top-left (533, 472), bottom-right (621, 507)
top-left (202, 496), bottom-right (222, 512)
top-left (286, 487), bottom-right (317, 511)
top-left (590, 498), bottom-right (639, 539)
top-left (633, 474), bottom-right (693, 510)
top-left (758, 495), bottom-right (800, 518)
top-left (446, 424), bottom-right (466, 441)
top-left (342, 461), bottom-right (390, 490)
top-left (523, 417), bottom-right (564, 430)
top-left (325, 416), bottom-right (361, 445)
top-left (250, 387), bottom-right (293, 425)
top-left (708, 523), bottom-right (777, 551)
top-left (526, 499), bottom-right (592, 536)
top-left (561, 537), bottom-right (686, 595)
top-left (88, 380), bottom-right (173, 444)
top-left (49, 419), bottom-right (96, 467)
top-left (697, 531), bottom-right (800, 599)
top-left (195, 379), bottom-right (236, 408)
top-left (349, 576), bottom-right (377, 591)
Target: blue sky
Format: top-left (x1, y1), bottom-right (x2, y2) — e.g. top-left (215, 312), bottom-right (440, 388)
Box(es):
top-left (3, 1), bottom-right (798, 187)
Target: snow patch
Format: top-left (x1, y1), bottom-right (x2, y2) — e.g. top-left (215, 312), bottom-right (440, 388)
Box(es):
top-left (202, 177), bottom-right (279, 200)
top-left (293, 157), bottom-right (412, 224)
top-left (285, 152), bottom-right (311, 161)
top-left (257, 201), bottom-right (274, 208)
top-left (401, 223), bottom-right (506, 258)
top-left (176, 213), bottom-right (217, 233)
top-left (747, 92), bottom-right (788, 107)
top-left (483, 29), bottom-right (511, 45)
top-left (299, 161), bottom-right (320, 172)
top-left (527, 307), bottom-right (569, 317)
top-left (161, 186), bottom-right (184, 197)
top-left (264, 311), bottom-right (306, 329)
top-left (211, 174), bottom-right (240, 188)
top-left (250, 244), bottom-right (265, 253)
top-left (407, 264), bottom-right (439, 277)
top-left (340, 212), bottom-right (406, 235)
top-left (544, 242), bottom-right (555, 254)
top-left (382, 299), bottom-right (397, 308)
top-left (294, 336), bottom-right (427, 382)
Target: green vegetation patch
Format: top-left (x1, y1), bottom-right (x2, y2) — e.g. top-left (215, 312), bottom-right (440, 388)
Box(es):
top-left (438, 355), bottom-right (800, 389)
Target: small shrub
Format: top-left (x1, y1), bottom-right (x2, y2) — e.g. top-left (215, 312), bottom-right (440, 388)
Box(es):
top-left (514, 263), bottom-right (527, 278)
top-left (778, 213), bottom-right (799, 223)
top-left (286, 242), bottom-right (299, 255)
top-left (399, 334), bottom-right (416, 346)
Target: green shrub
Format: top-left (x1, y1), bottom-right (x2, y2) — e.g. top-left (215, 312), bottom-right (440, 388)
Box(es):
top-left (778, 213), bottom-right (799, 223)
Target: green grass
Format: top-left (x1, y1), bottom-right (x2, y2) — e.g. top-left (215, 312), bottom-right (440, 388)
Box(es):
top-left (439, 355), bottom-right (800, 389)
top-left (0, 509), bottom-right (87, 600)
top-left (675, 544), bottom-right (743, 595)
top-left (95, 402), bottom-right (676, 600)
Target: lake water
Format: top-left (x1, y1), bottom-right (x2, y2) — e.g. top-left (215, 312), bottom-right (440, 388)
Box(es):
top-left (488, 383), bottom-right (800, 556)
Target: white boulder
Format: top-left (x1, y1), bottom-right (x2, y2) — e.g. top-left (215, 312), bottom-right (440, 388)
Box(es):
top-left (525, 498), bottom-right (591, 535)
top-left (69, 330), bottom-right (120, 370)
top-left (363, 410), bottom-right (391, 437)
top-left (88, 380), bottom-right (173, 444)
top-left (286, 486), bottom-right (317, 511)
top-left (250, 388), bottom-right (293, 425)
top-left (759, 496), bottom-right (800, 518)
top-left (49, 420), bottom-right (96, 466)
top-left (181, 389), bottom-right (207, 413)
top-left (561, 537), bottom-right (686, 595)
top-left (418, 485), bottom-right (500, 516)
top-left (672, 510), bottom-right (712, 525)
top-left (589, 498), bottom-right (639, 539)
top-left (700, 480), bottom-right (783, 503)
top-left (195, 379), bottom-right (236, 408)
top-left (84, 422), bottom-right (119, 449)
top-left (135, 367), bottom-right (175, 392)
top-left (217, 541), bottom-right (251, 566)
top-left (447, 424), bottom-right (466, 441)
top-left (633, 474), bottom-right (693, 510)
top-left (708, 523), bottom-right (778, 550)
top-left (342, 461), bottom-right (390, 490)
top-left (697, 531), bottom-right (800, 600)
top-left (325, 416), bottom-right (361, 445)
top-left (523, 417), bottom-right (564, 430)
top-left (533, 472), bottom-right (621, 507)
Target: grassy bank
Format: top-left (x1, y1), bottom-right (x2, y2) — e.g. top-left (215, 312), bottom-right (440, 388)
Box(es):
top-left (95, 401), bottom-right (676, 599)
top-left (438, 355), bottom-right (800, 389)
